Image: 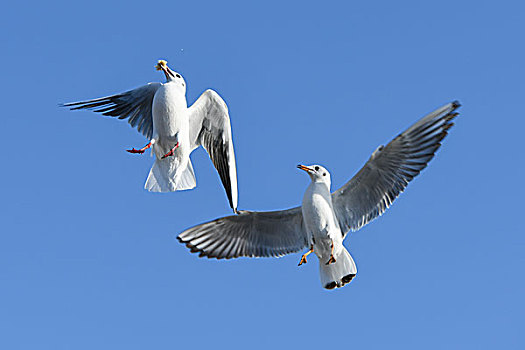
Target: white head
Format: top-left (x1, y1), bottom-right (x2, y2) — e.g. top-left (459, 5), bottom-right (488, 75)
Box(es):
top-left (155, 60), bottom-right (186, 92)
top-left (297, 164), bottom-right (331, 188)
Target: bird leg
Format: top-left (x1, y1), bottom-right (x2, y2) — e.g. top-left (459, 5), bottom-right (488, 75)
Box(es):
top-left (127, 141), bottom-right (153, 154)
top-left (326, 241), bottom-right (336, 265)
top-left (161, 142), bottom-right (180, 159)
top-left (298, 245), bottom-right (314, 266)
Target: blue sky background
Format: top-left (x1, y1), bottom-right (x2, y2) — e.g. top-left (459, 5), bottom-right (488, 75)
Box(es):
top-left (1, 1), bottom-right (523, 349)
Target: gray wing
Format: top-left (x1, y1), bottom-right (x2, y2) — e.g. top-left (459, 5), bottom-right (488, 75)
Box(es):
top-left (177, 208), bottom-right (308, 259)
top-left (62, 83), bottom-right (161, 140)
top-left (332, 101), bottom-right (460, 235)
top-left (188, 89), bottom-right (238, 212)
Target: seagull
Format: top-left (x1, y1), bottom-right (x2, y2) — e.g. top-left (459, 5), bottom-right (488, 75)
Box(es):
top-left (62, 60), bottom-right (238, 212)
top-left (177, 101), bottom-right (460, 289)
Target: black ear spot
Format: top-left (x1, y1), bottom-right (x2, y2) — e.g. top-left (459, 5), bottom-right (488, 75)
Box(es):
top-left (176, 73), bottom-right (181, 78)
top-left (323, 173), bottom-right (326, 176)
top-left (315, 166), bottom-right (320, 171)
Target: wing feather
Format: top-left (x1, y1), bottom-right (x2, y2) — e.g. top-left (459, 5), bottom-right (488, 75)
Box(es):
top-left (188, 89), bottom-right (238, 211)
top-left (62, 83), bottom-right (161, 139)
top-left (177, 208), bottom-right (308, 259)
top-left (332, 101), bottom-right (460, 235)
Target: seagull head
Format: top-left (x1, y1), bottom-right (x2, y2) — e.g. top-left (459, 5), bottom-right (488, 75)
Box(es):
top-left (155, 60), bottom-right (186, 90)
top-left (297, 164), bottom-right (331, 187)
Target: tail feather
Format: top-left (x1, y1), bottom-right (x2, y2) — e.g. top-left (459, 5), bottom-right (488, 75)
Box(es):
top-left (176, 161), bottom-right (196, 190)
top-left (145, 157), bottom-right (196, 192)
top-left (319, 247), bottom-right (357, 290)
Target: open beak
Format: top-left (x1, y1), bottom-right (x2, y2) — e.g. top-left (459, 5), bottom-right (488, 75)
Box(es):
top-left (297, 164), bottom-right (312, 173)
top-left (155, 60), bottom-right (173, 80)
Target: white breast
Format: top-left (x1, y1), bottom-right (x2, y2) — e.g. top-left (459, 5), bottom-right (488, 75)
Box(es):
top-left (152, 82), bottom-right (188, 138)
top-left (301, 182), bottom-right (339, 239)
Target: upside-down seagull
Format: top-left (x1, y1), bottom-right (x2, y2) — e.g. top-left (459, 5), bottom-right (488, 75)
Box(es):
top-left (177, 101), bottom-right (460, 289)
top-left (63, 60), bottom-right (238, 212)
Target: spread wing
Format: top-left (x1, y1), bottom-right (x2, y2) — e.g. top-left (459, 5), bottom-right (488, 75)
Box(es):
top-left (177, 208), bottom-right (308, 259)
top-left (332, 101), bottom-right (460, 235)
top-left (62, 83), bottom-right (161, 139)
top-left (188, 89), bottom-right (238, 212)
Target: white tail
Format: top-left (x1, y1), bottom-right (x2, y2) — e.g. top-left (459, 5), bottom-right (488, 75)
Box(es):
top-left (145, 157), bottom-right (196, 192)
top-left (319, 247), bottom-right (357, 290)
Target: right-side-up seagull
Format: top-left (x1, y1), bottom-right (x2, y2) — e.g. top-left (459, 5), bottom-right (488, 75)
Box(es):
top-left (62, 60), bottom-right (238, 212)
top-left (177, 101), bottom-right (460, 289)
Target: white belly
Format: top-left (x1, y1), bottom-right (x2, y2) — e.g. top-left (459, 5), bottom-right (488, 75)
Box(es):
top-left (152, 83), bottom-right (188, 138)
top-left (302, 183), bottom-right (343, 260)
top-left (151, 83), bottom-right (189, 158)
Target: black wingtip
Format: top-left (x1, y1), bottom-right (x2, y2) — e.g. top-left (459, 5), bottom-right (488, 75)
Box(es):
top-left (177, 235), bottom-right (217, 260)
top-left (451, 100), bottom-right (461, 109)
top-left (324, 282), bottom-right (337, 290)
top-left (221, 177), bottom-right (235, 212)
top-left (341, 273), bottom-right (356, 285)
top-left (324, 274), bottom-right (356, 290)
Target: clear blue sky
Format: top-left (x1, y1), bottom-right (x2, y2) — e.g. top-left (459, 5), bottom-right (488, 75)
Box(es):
top-left (1, 1), bottom-right (523, 349)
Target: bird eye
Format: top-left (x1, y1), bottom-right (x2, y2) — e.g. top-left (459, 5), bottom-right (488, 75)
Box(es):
top-left (176, 74), bottom-right (181, 78)
top-left (315, 166), bottom-right (320, 171)
top-left (323, 173), bottom-right (326, 176)
top-left (182, 83), bottom-right (185, 87)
